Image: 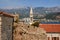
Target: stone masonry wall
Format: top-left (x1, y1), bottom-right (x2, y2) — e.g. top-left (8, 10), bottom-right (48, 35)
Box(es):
top-left (13, 22), bottom-right (47, 40)
top-left (0, 15), bottom-right (13, 40)
top-left (0, 17), bottom-right (2, 40)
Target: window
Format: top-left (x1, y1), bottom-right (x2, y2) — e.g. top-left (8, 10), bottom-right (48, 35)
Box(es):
top-left (56, 37), bottom-right (59, 40)
top-left (54, 37), bottom-right (56, 40)
top-left (52, 37), bottom-right (59, 40)
top-left (48, 37), bottom-right (50, 40)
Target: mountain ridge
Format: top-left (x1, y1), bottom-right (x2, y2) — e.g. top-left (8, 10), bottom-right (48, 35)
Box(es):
top-left (0, 7), bottom-right (60, 18)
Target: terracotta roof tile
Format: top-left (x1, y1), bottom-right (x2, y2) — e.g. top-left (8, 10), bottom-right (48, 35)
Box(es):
top-left (39, 24), bottom-right (60, 33)
top-left (0, 11), bottom-right (15, 18)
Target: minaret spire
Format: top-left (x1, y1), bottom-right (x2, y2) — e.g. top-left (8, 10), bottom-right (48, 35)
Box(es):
top-left (30, 7), bottom-right (33, 24)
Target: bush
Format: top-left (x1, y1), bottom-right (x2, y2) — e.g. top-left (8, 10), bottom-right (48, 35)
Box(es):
top-left (31, 21), bottom-right (39, 27)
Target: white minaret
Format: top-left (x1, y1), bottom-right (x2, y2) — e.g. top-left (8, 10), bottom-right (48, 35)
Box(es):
top-left (30, 7), bottom-right (33, 24)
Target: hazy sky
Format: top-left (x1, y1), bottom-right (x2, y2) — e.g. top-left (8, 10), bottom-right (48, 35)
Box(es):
top-left (0, 0), bottom-right (60, 9)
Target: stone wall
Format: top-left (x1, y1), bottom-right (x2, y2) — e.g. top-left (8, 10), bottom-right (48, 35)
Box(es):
top-left (0, 17), bottom-right (2, 40)
top-left (0, 15), bottom-right (13, 40)
top-left (13, 22), bottom-right (47, 40)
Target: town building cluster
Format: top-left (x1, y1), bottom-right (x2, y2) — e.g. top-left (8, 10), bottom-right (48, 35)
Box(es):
top-left (0, 7), bottom-right (60, 40)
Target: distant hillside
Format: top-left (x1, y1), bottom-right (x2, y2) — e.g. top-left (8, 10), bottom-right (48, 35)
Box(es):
top-left (0, 7), bottom-right (60, 18)
top-left (45, 12), bottom-right (60, 20)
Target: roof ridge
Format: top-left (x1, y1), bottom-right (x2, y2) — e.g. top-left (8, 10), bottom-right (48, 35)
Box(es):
top-left (0, 11), bottom-right (15, 18)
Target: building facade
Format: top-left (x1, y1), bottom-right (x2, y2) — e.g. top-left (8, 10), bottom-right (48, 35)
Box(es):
top-left (0, 12), bottom-right (14, 40)
top-left (22, 18), bottom-right (30, 24)
top-left (39, 22), bottom-right (60, 40)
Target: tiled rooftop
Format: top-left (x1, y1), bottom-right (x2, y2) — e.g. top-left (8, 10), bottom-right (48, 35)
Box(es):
top-left (39, 24), bottom-right (60, 33)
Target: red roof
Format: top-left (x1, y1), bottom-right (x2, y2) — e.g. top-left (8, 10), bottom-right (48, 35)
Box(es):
top-left (39, 24), bottom-right (60, 33)
top-left (0, 11), bottom-right (15, 18)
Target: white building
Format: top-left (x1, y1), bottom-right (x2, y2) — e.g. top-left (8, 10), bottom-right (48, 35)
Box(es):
top-left (22, 7), bottom-right (34, 25)
top-left (22, 18), bottom-right (30, 24)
